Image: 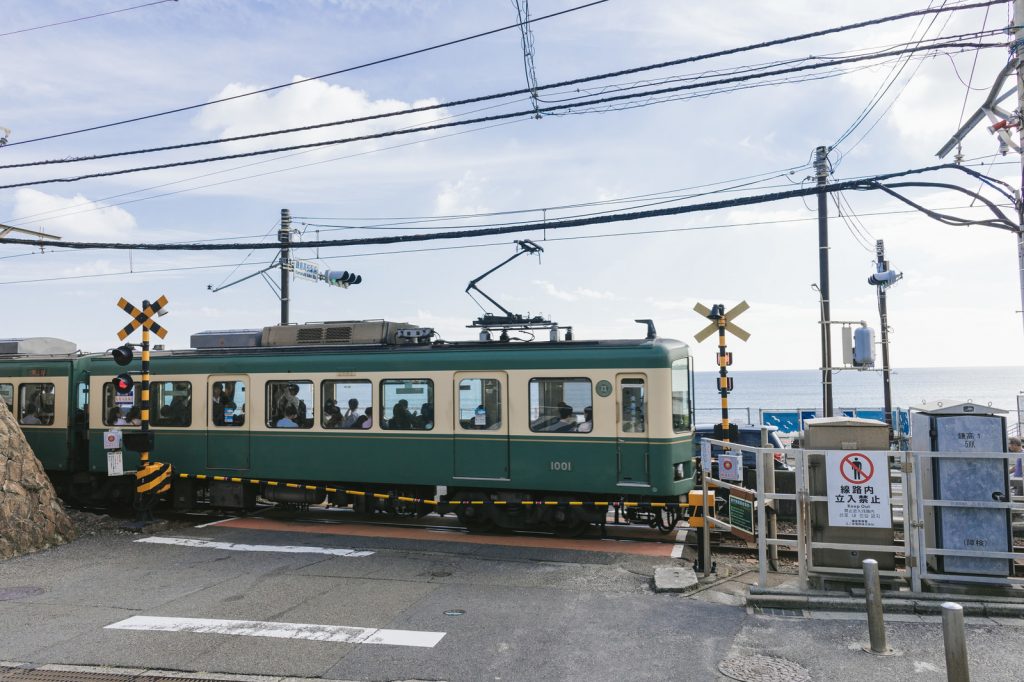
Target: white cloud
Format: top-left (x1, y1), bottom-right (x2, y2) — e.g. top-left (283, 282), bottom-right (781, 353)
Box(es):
top-left (192, 76), bottom-right (446, 154)
top-left (434, 171), bottom-right (489, 216)
top-left (533, 280), bottom-right (620, 303)
top-left (11, 189), bottom-right (137, 239)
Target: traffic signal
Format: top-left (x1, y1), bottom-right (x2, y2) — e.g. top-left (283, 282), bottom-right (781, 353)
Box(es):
top-left (112, 343), bottom-right (134, 366)
top-left (324, 270), bottom-right (362, 287)
top-left (114, 373), bottom-right (134, 395)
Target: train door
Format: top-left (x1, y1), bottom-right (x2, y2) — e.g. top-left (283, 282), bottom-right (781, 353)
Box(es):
top-left (207, 376), bottom-right (250, 470)
top-left (453, 373), bottom-right (509, 480)
top-left (616, 374), bottom-right (649, 484)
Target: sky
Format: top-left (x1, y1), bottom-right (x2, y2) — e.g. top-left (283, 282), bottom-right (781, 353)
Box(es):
top-left (0, 0), bottom-right (1022, 373)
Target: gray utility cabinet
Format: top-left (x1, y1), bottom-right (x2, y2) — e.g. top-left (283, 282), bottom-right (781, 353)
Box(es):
top-left (805, 417), bottom-right (894, 573)
top-left (910, 401), bottom-right (1011, 577)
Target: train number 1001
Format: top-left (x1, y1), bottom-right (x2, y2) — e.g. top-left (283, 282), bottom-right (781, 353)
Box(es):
top-left (549, 461), bottom-right (573, 472)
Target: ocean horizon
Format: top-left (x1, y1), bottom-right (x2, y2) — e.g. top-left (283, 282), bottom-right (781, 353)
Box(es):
top-left (693, 365), bottom-right (1024, 426)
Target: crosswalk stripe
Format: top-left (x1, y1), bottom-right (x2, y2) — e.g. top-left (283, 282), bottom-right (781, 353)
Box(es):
top-left (106, 616), bottom-right (445, 648)
top-left (134, 536), bottom-right (373, 557)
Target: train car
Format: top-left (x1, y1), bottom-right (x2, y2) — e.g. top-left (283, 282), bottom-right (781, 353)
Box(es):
top-left (0, 337), bottom-right (105, 500)
top-left (8, 320), bottom-right (697, 534)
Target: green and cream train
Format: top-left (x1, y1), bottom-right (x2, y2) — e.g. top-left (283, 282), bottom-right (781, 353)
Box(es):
top-left (0, 320), bottom-right (696, 533)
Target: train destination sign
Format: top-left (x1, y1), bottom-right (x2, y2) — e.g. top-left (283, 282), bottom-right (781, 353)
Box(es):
top-left (825, 450), bottom-right (891, 528)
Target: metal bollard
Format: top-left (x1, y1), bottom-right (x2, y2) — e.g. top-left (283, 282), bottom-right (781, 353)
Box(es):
top-left (941, 602), bottom-right (970, 682)
top-left (862, 559), bottom-right (889, 654)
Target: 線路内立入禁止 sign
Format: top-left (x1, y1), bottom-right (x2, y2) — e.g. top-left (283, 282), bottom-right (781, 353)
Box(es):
top-left (825, 450), bottom-right (891, 528)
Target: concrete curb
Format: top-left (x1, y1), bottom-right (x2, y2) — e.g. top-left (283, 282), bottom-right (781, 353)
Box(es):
top-left (747, 590), bottom-right (1024, 617)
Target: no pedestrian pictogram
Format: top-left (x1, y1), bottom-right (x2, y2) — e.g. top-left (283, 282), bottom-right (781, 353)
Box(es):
top-left (839, 452), bottom-right (874, 484)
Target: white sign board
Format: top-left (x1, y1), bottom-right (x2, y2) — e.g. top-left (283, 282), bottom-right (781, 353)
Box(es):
top-left (719, 454), bottom-right (743, 481)
top-left (103, 430), bottom-right (122, 450)
top-left (826, 450), bottom-right (891, 528)
top-left (292, 259), bottom-right (321, 282)
top-left (114, 389), bottom-right (135, 406)
top-left (700, 439), bottom-right (712, 472)
top-left (107, 450), bottom-right (124, 477)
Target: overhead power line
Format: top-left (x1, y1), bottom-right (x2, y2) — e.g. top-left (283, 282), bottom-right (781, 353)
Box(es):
top-left (0, 0), bottom-right (177, 39)
top-left (0, 164), bottom-right (1009, 252)
top-left (0, 39), bottom-right (1000, 191)
top-left (0, 1), bottom-right (1004, 165)
top-left (1, 0), bottom-right (610, 148)
top-left (0, 201), bottom-right (1008, 286)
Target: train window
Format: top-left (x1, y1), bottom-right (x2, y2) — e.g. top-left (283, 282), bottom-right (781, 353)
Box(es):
top-left (322, 380), bottom-right (372, 429)
top-left (266, 380), bottom-right (313, 429)
top-left (0, 384), bottom-right (12, 411)
top-left (102, 382), bottom-right (141, 426)
top-left (621, 379), bottom-right (646, 433)
top-left (672, 358), bottom-right (692, 432)
top-left (380, 379), bottom-right (433, 430)
top-left (211, 380), bottom-right (246, 427)
top-left (458, 378), bottom-right (502, 430)
top-left (19, 383), bottom-right (55, 426)
top-left (528, 378), bottom-right (592, 433)
top-left (75, 382), bottom-right (89, 426)
top-left (150, 382), bottom-right (192, 427)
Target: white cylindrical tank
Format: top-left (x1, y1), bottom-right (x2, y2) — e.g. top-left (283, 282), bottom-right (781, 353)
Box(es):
top-left (853, 326), bottom-right (876, 367)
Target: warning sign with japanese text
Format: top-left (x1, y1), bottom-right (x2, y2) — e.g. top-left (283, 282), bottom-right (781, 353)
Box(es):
top-left (825, 450), bottom-right (891, 528)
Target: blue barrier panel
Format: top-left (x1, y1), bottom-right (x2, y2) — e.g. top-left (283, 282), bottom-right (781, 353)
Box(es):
top-left (762, 411), bottom-right (801, 433)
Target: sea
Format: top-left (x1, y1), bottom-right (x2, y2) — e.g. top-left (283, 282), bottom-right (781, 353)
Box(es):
top-left (693, 366), bottom-right (1024, 429)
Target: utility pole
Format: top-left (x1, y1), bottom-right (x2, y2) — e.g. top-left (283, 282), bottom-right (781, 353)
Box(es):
top-left (1015, 0), bottom-right (1024, 336)
top-left (874, 240), bottom-right (894, 438)
top-left (937, 4), bottom-right (1024, 337)
top-left (815, 145), bottom-right (834, 417)
top-left (279, 208), bottom-right (291, 325)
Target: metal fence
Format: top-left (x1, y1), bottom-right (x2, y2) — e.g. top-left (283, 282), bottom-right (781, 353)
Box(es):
top-left (692, 407), bottom-right (911, 435)
top-left (699, 438), bottom-right (1024, 592)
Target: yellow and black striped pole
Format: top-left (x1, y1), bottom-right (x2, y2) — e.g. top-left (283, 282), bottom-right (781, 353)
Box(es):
top-left (117, 295), bottom-right (172, 523)
top-left (717, 304), bottom-right (730, 445)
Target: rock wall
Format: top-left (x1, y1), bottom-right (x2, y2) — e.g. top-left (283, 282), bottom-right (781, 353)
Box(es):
top-left (0, 399), bottom-right (75, 558)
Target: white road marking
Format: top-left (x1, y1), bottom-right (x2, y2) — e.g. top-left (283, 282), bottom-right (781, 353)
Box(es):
top-left (193, 517), bottom-right (235, 529)
top-left (106, 616), bottom-right (445, 648)
top-left (670, 543), bottom-right (684, 559)
top-left (135, 536), bottom-right (373, 557)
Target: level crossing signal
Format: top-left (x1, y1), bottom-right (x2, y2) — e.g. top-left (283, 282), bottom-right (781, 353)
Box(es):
top-left (116, 296), bottom-right (168, 341)
top-left (113, 373), bottom-right (134, 394)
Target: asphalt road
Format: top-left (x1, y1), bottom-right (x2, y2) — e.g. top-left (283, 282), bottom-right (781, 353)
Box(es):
top-left (0, 515), bottom-right (1021, 681)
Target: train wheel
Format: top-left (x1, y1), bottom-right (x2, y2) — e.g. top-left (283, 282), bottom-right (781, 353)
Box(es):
top-left (547, 503), bottom-right (589, 538)
top-left (454, 493), bottom-right (494, 532)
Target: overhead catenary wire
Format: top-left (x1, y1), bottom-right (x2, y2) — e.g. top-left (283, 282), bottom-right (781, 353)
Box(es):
top-left (0, 163), bottom-right (1012, 253)
top-left (0, 0), bottom-right (177, 39)
top-left (0, 39), bottom-right (1002, 191)
top-left (0, 0), bottom-right (610, 148)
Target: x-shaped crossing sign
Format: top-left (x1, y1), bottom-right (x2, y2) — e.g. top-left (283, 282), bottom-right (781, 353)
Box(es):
top-left (117, 295), bottom-right (169, 340)
top-left (693, 300), bottom-right (751, 343)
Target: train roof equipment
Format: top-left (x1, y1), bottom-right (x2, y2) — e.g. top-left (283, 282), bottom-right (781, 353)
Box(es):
top-left (0, 337), bottom-right (78, 356)
top-left (464, 240), bottom-right (572, 341)
top-left (190, 320), bottom-right (432, 350)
